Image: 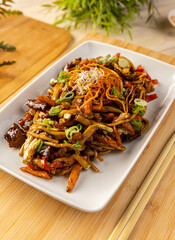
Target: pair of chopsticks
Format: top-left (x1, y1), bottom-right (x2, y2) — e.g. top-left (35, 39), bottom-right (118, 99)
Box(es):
top-left (108, 132), bottom-right (175, 240)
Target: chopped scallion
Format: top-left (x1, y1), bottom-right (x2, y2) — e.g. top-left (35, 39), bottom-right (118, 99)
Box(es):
top-left (56, 91), bottom-right (75, 104)
top-left (65, 124), bottom-right (82, 140)
top-left (35, 139), bottom-right (43, 152)
top-left (49, 106), bottom-right (62, 116)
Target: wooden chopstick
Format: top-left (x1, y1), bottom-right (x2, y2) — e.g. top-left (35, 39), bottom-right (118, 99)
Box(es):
top-left (108, 133), bottom-right (175, 240)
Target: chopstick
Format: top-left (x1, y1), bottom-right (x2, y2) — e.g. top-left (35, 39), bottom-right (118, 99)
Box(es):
top-left (108, 132), bottom-right (175, 240)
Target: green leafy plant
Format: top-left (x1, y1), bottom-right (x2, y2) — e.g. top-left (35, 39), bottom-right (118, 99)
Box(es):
top-left (0, 0), bottom-right (22, 67)
top-left (0, 0), bottom-right (22, 17)
top-left (43, 0), bottom-right (158, 36)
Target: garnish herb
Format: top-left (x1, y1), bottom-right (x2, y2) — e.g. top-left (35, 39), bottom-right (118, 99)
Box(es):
top-left (132, 104), bottom-right (145, 116)
top-left (56, 91), bottom-right (75, 104)
top-left (65, 124), bottom-right (82, 140)
top-left (97, 55), bottom-right (118, 64)
top-left (111, 86), bottom-right (125, 103)
top-left (118, 58), bottom-right (130, 68)
top-left (130, 119), bottom-right (142, 131)
top-left (73, 140), bottom-right (82, 149)
top-left (58, 71), bottom-right (71, 83)
top-left (49, 106), bottom-right (62, 116)
top-left (97, 54), bottom-right (111, 64)
top-left (134, 98), bottom-right (148, 107)
top-left (0, 1), bottom-right (22, 67)
top-left (0, 60), bottom-right (16, 67)
top-left (0, 41), bottom-right (16, 52)
top-left (35, 139), bottom-right (43, 152)
top-left (42, 119), bottom-right (54, 130)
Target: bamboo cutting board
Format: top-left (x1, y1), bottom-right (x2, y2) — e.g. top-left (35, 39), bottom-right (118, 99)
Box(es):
top-left (0, 32), bottom-right (175, 240)
top-left (0, 15), bottom-right (71, 104)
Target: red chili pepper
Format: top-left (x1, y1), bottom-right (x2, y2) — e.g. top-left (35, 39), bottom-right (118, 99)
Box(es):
top-left (151, 79), bottom-right (159, 85)
top-left (41, 157), bottom-right (63, 171)
top-left (145, 93), bottom-right (158, 102)
top-left (135, 65), bottom-right (145, 73)
top-left (41, 157), bottom-right (55, 171)
top-left (145, 73), bottom-right (152, 81)
top-left (114, 53), bottom-right (120, 58)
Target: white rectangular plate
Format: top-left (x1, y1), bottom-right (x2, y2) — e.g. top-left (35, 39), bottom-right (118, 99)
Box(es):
top-left (0, 40), bottom-right (175, 212)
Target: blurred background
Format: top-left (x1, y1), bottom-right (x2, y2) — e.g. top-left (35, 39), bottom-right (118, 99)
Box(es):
top-left (11, 0), bottom-right (175, 56)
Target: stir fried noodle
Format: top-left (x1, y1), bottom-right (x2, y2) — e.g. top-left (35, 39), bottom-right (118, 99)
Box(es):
top-left (4, 53), bottom-right (158, 192)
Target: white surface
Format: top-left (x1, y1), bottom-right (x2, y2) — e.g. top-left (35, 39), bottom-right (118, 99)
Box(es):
top-left (0, 41), bottom-right (175, 212)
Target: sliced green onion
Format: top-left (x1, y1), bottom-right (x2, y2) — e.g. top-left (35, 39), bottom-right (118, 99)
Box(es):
top-left (132, 104), bottom-right (145, 114)
top-left (42, 119), bottom-right (54, 130)
top-left (118, 58), bottom-right (130, 68)
top-left (111, 86), bottom-right (117, 95)
top-left (43, 119), bottom-right (54, 125)
top-left (35, 139), bottom-right (43, 152)
top-left (56, 91), bottom-right (75, 104)
top-left (111, 86), bottom-right (125, 101)
top-left (76, 65), bottom-right (80, 70)
top-left (130, 119), bottom-right (142, 131)
top-left (65, 124), bottom-right (82, 140)
top-left (58, 71), bottom-right (71, 83)
top-left (49, 106), bottom-right (62, 116)
top-left (73, 140), bottom-right (82, 149)
top-left (134, 98), bottom-right (148, 107)
top-left (109, 56), bottom-right (118, 62)
top-left (97, 54), bottom-right (111, 64)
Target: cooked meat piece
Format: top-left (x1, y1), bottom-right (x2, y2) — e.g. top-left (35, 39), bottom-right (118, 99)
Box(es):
top-left (26, 99), bottom-right (47, 111)
top-left (39, 145), bottom-right (53, 160)
top-left (64, 58), bottom-right (82, 72)
top-left (115, 68), bottom-right (138, 81)
top-left (18, 113), bottom-right (33, 130)
top-left (121, 130), bottom-right (141, 142)
top-left (4, 123), bottom-right (26, 148)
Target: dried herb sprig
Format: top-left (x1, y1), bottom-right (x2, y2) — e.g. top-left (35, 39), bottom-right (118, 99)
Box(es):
top-left (0, 41), bottom-right (16, 51)
top-left (0, 60), bottom-right (16, 67)
top-left (0, 0), bottom-right (22, 67)
top-left (0, 0), bottom-right (22, 17)
top-left (44, 0), bottom-right (158, 36)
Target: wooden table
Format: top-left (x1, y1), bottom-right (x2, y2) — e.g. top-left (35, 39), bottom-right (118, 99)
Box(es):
top-left (1, 6), bottom-right (175, 240)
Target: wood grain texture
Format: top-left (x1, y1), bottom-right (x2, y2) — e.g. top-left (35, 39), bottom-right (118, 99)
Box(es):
top-left (0, 15), bottom-right (71, 104)
top-left (0, 32), bottom-right (175, 240)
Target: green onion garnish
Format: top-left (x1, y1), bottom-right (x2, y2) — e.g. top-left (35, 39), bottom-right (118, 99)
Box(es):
top-left (65, 124), bottom-right (82, 140)
top-left (42, 119), bottom-right (54, 130)
top-left (97, 54), bottom-right (111, 64)
top-left (58, 71), bottom-right (71, 83)
top-left (134, 98), bottom-right (148, 107)
top-left (56, 91), bottom-right (75, 104)
top-left (109, 56), bottom-right (118, 62)
top-left (35, 139), bottom-right (43, 152)
top-left (49, 106), bottom-right (62, 116)
top-left (111, 86), bottom-right (125, 101)
top-left (132, 104), bottom-right (145, 114)
top-left (130, 119), bottom-right (142, 131)
top-left (73, 140), bottom-right (82, 149)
